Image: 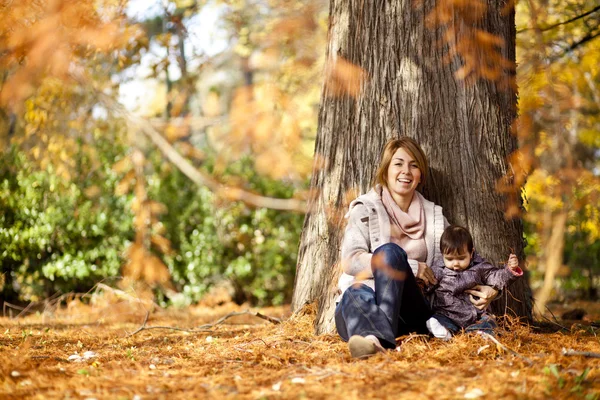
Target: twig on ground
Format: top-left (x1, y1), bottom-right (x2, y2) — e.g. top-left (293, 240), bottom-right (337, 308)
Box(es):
top-left (41, 291), bottom-right (65, 315)
top-left (562, 348), bottom-right (600, 358)
top-left (542, 306), bottom-right (570, 331)
top-left (300, 366), bottom-right (352, 380)
top-left (3, 302), bottom-right (23, 318)
top-left (95, 283), bottom-right (157, 307)
top-left (127, 309), bottom-right (281, 337)
top-left (540, 315), bottom-right (570, 331)
top-left (545, 306), bottom-right (562, 324)
top-left (196, 310), bottom-right (281, 329)
top-left (478, 331), bottom-right (534, 365)
top-left (399, 333), bottom-right (431, 349)
top-left (14, 301), bottom-right (38, 319)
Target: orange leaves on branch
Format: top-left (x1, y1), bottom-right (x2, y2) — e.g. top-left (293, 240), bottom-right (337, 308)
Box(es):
top-left (451, 31), bottom-right (514, 84)
top-left (165, 122), bottom-right (191, 143)
top-left (225, 84), bottom-right (309, 180)
top-left (115, 169), bottom-right (136, 196)
top-left (122, 242), bottom-right (173, 290)
top-left (205, 0), bottom-right (323, 186)
top-left (177, 142), bottom-right (206, 161)
top-left (150, 234), bottom-right (173, 256)
top-left (424, 0), bottom-right (487, 26)
top-left (424, 0), bottom-right (515, 87)
top-left (112, 149), bottom-right (174, 288)
top-left (0, 0), bottom-right (128, 110)
top-left (112, 156), bottom-right (133, 174)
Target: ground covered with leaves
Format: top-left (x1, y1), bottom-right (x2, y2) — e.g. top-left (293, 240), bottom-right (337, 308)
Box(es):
top-left (1, 294), bottom-right (599, 400)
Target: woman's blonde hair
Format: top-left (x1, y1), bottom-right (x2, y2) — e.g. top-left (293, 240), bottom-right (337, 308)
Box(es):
top-left (374, 137), bottom-right (429, 190)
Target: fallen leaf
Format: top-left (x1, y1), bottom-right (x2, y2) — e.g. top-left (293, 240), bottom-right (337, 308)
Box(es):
top-left (464, 388), bottom-right (485, 399)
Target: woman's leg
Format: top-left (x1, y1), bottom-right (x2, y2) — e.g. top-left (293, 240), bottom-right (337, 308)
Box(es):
top-left (335, 243), bottom-right (433, 349)
top-left (371, 243), bottom-right (433, 336)
top-left (335, 284), bottom-right (397, 349)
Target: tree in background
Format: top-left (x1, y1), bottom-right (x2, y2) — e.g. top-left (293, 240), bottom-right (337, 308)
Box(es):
top-left (292, 0), bottom-right (533, 333)
top-left (0, 0), bottom-right (324, 307)
top-left (514, 0), bottom-right (600, 315)
top-left (2, 0), bottom-right (598, 313)
top-left (0, 0), bottom-right (142, 306)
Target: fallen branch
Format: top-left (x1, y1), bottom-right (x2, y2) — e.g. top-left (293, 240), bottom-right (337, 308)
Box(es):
top-left (196, 310), bottom-right (282, 327)
top-left (562, 348), bottom-right (600, 359)
top-left (478, 331), bottom-right (534, 365)
top-left (3, 301), bottom-right (29, 319)
top-left (541, 306), bottom-right (570, 331)
top-left (397, 333), bottom-right (431, 350)
top-left (94, 283), bottom-right (158, 308)
top-left (127, 309), bottom-right (281, 337)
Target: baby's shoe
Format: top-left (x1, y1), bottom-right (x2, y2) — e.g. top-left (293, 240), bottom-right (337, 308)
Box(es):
top-left (426, 317), bottom-right (452, 341)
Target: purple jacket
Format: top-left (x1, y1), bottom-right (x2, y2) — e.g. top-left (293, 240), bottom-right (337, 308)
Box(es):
top-left (428, 252), bottom-right (522, 328)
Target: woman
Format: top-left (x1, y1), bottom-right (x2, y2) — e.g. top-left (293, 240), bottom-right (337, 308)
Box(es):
top-left (335, 137), bottom-right (498, 358)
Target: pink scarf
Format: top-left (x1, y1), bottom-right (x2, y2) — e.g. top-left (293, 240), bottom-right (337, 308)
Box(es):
top-left (381, 187), bottom-right (425, 239)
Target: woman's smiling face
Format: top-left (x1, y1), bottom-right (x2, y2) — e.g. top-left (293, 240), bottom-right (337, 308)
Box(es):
top-left (386, 147), bottom-right (421, 200)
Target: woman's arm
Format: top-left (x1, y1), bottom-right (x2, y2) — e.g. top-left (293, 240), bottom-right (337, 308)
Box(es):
top-left (467, 254), bottom-right (522, 310)
top-left (340, 204), bottom-right (373, 277)
top-left (464, 285), bottom-right (499, 310)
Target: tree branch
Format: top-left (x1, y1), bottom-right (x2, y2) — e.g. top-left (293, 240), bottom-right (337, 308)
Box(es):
top-left (92, 90), bottom-right (308, 213)
top-left (562, 348), bottom-right (600, 358)
top-left (550, 29), bottom-right (600, 61)
top-left (127, 309), bottom-right (281, 337)
top-left (517, 5), bottom-right (600, 33)
top-left (477, 331), bottom-right (534, 365)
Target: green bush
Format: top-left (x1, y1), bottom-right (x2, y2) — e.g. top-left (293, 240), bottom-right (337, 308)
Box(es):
top-left (154, 154), bottom-right (304, 306)
top-left (0, 147), bottom-right (134, 302)
top-left (1, 145), bottom-right (305, 307)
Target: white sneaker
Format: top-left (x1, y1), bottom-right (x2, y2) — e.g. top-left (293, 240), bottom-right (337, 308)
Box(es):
top-left (426, 317), bottom-right (452, 341)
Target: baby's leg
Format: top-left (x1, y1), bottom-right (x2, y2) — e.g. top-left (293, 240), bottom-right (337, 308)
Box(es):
top-left (426, 313), bottom-right (459, 340)
top-left (465, 313), bottom-right (498, 334)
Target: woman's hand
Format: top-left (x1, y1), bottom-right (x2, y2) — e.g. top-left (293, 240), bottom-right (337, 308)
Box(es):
top-left (465, 285), bottom-right (499, 310)
top-left (417, 262), bottom-right (437, 286)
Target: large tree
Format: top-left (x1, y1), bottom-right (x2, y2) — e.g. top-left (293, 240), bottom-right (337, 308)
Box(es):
top-left (292, 0), bottom-right (533, 333)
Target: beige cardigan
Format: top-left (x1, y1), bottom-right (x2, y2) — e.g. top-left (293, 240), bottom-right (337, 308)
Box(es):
top-left (338, 186), bottom-right (449, 295)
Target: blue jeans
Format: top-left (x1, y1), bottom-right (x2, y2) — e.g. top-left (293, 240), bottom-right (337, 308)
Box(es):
top-left (335, 243), bottom-right (433, 349)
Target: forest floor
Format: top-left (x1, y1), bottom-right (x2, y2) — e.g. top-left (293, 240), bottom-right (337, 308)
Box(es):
top-left (1, 289), bottom-right (599, 400)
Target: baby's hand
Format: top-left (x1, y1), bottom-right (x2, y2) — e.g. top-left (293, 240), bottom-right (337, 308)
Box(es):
top-left (507, 254), bottom-right (519, 271)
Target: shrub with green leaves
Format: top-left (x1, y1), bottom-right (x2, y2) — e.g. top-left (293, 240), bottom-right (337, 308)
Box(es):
top-left (0, 148), bottom-right (134, 302)
top-left (154, 155), bottom-right (304, 307)
top-left (1, 145), bottom-right (304, 307)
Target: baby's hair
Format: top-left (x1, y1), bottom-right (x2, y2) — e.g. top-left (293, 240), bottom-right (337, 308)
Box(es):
top-left (440, 225), bottom-right (474, 255)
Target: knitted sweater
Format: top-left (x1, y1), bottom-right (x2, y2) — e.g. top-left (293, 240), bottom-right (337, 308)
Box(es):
top-left (338, 186), bottom-right (449, 295)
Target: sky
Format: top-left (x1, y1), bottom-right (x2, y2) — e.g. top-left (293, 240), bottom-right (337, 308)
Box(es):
top-left (119, 0), bottom-right (229, 113)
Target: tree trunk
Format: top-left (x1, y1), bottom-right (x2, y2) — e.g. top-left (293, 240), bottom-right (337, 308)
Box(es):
top-left (534, 210), bottom-right (568, 317)
top-left (292, 0), bottom-right (533, 334)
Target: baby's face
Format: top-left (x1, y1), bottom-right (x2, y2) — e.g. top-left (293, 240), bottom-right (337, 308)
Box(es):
top-left (442, 247), bottom-right (472, 271)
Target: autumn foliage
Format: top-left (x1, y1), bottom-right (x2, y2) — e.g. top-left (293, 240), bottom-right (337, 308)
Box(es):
top-left (0, 0), bottom-right (599, 318)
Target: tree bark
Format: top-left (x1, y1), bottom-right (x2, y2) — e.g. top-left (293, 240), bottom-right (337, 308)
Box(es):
top-left (292, 0), bottom-right (533, 333)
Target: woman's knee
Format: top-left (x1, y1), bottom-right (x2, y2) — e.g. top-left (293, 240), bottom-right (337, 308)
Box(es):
top-left (372, 243), bottom-right (409, 271)
top-left (341, 285), bottom-right (376, 305)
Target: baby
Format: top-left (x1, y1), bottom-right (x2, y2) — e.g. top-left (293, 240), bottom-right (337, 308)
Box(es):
top-left (425, 225), bottom-right (522, 340)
